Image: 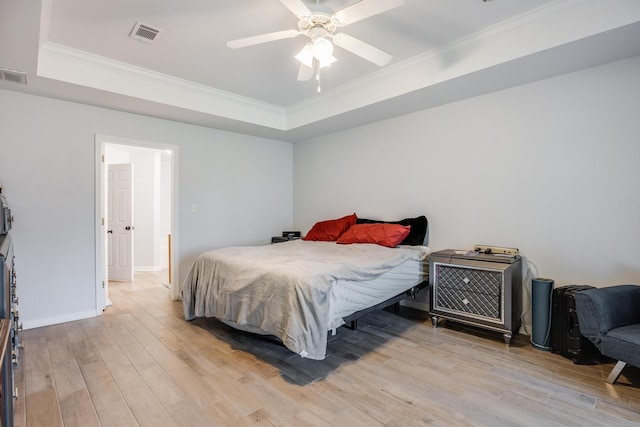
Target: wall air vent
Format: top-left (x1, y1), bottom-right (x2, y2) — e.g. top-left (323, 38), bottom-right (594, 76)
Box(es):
top-left (0, 67), bottom-right (27, 85)
top-left (129, 21), bottom-right (163, 44)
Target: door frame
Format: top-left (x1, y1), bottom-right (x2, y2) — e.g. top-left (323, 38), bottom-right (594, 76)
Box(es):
top-left (94, 134), bottom-right (180, 313)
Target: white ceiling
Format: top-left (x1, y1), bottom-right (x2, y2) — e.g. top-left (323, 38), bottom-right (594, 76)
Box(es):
top-left (1, 0), bottom-right (640, 142)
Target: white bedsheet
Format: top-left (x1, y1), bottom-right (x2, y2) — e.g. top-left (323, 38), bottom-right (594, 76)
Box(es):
top-left (182, 239), bottom-right (430, 360)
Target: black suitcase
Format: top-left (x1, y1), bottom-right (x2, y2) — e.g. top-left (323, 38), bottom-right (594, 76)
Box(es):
top-left (550, 285), bottom-right (602, 364)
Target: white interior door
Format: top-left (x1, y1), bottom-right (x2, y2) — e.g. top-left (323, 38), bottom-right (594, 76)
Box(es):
top-left (108, 163), bottom-right (134, 281)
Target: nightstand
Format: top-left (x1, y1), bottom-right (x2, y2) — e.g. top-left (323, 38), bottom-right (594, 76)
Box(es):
top-left (271, 231), bottom-right (301, 244)
top-left (429, 249), bottom-right (523, 345)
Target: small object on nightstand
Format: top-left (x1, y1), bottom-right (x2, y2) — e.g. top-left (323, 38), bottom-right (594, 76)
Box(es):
top-left (282, 231), bottom-right (301, 238)
top-left (272, 231), bottom-right (301, 244)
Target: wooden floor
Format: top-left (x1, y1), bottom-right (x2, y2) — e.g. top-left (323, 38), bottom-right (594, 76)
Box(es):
top-left (14, 271), bottom-right (640, 426)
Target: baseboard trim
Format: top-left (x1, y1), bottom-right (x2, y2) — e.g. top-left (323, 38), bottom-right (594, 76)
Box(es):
top-left (134, 266), bottom-right (165, 272)
top-left (22, 309), bottom-right (100, 330)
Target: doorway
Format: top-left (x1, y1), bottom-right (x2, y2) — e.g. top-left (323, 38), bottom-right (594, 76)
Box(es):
top-left (95, 134), bottom-right (179, 313)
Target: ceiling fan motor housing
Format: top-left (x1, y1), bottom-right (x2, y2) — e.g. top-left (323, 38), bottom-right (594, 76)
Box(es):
top-left (298, 12), bottom-right (338, 34)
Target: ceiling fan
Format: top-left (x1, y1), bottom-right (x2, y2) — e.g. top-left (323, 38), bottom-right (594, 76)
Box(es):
top-left (226, 0), bottom-right (405, 86)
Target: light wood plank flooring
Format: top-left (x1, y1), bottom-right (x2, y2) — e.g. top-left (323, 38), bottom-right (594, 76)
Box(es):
top-left (14, 271), bottom-right (640, 426)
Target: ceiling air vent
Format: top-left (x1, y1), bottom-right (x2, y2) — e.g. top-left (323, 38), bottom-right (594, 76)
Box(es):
top-left (129, 21), bottom-right (163, 44)
top-left (0, 67), bottom-right (27, 85)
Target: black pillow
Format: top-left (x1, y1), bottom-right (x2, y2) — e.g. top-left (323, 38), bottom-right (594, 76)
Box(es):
top-left (355, 215), bottom-right (428, 246)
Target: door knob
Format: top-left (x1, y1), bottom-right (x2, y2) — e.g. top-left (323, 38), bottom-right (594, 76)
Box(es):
top-left (107, 229), bottom-right (113, 234)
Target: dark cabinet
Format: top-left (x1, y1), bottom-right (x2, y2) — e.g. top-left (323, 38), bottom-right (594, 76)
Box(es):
top-left (0, 234), bottom-right (18, 427)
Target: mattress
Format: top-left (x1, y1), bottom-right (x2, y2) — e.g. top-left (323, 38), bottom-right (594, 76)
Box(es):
top-left (327, 255), bottom-right (428, 329)
top-left (182, 239), bottom-right (430, 359)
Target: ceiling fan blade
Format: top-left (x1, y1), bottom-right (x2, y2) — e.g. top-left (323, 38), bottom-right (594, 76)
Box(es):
top-left (227, 30), bottom-right (299, 49)
top-left (297, 63), bottom-right (314, 81)
top-left (333, 0), bottom-right (404, 25)
top-left (279, 0), bottom-right (312, 17)
top-left (332, 33), bottom-right (392, 66)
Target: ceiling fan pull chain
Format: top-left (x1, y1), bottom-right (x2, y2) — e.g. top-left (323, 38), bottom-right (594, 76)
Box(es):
top-left (316, 60), bottom-right (321, 93)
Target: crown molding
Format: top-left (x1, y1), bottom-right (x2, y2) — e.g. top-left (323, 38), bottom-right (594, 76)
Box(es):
top-left (37, 42), bottom-right (287, 129)
top-left (286, 0), bottom-right (640, 129)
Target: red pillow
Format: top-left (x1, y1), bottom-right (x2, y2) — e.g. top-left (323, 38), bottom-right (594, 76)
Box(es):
top-left (303, 213), bottom-right (357, 241)
top-left (336, 223), bottom-right (411, 248)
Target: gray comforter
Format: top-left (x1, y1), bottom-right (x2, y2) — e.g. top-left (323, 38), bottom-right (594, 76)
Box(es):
top-left (182, 239), bottom-right (429, 360)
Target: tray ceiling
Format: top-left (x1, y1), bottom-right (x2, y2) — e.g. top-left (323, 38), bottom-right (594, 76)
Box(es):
top-left (1, 0), bottom-right (640, 141)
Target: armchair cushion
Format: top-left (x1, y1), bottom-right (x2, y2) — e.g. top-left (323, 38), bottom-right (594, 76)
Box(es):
top-left (601, 324), bottom-right (640, 367)
top-left (575, 284), bottom-right (640, 369)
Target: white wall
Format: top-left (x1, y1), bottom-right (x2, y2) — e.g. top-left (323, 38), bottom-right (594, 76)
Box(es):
top-left (105, 145), bottom-right (130, 164)
top-left (130, 150), bottom-right (157, 270)
top-left (159, 154), bottom-right (171, 269)
top-left (294, 56), bottom-right (640, 316)
top-left (0, 90), bottom-right (293, 328)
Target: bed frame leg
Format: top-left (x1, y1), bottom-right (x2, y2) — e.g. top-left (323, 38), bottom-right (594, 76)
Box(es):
top-left (348, 319), bottom-right (358, 330)
top-left (393, 302), bottom-right (400, 312)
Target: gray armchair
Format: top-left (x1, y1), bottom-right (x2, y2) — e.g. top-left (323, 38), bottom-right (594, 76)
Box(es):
top-left (574, 285), bottom-right (640, 384)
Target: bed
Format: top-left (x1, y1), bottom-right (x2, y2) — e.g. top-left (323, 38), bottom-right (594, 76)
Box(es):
top-left (182, 215), bottom-right (430, 360)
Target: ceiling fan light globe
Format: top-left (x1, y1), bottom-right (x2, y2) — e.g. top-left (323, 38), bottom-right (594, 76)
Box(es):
top-left (312, 37), bottom-right (333, 58)
top-left (318, 54), bottom-right (336, 68)
top-left (295, 44), bottom-right (314, 67)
